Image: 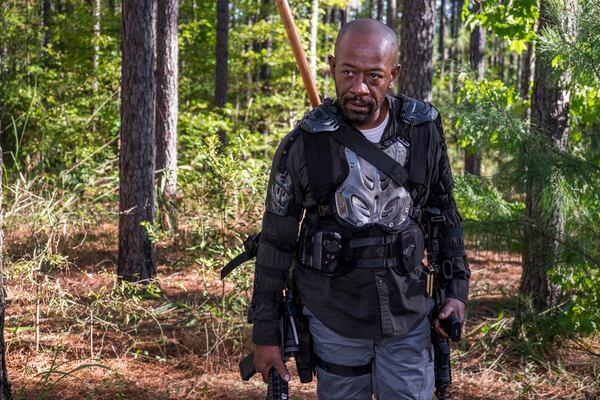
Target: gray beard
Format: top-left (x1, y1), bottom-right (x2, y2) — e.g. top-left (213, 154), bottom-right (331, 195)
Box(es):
top-left (340, 101), bottom-right (375, 125)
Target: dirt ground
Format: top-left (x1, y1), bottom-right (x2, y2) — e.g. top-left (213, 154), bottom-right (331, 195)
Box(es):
top-left (4, 224), bottom-right (599, 400)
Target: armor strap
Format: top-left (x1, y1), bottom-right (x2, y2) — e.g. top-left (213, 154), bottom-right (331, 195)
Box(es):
top-left (310, 204), bottom-right (423, 222)
top-left (314, 353), bottom-right (372, 377)
top-left (353, 257), bottom-right (401, 269)
top-left (331, 125), bottom-right (409, 187)
top-left (302, 132), bottom-right (336, 204)
top-left (348, 234), bottom-right (399, 248)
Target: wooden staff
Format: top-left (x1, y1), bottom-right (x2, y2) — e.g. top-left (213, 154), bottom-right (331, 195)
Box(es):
top-left (276, 0), bottom-right (322, 108)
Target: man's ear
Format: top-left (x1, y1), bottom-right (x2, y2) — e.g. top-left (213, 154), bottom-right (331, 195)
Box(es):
top-left (389, 63), bottom-right (400, 89)
top-left (328, 55), bottom-right (336, 77)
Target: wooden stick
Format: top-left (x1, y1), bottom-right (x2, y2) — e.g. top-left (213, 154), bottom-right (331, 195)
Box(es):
top-left (276, 0), bottom-right (321, 108)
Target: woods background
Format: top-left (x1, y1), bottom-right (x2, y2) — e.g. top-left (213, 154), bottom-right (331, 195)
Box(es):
top-left (0, 0), bottom-right (599, 399)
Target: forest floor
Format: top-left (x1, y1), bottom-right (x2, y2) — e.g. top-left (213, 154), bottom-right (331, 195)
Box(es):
top-left (4, 222), bottom-right (600, 400)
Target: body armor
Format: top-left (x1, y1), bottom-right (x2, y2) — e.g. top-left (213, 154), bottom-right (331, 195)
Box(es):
top-left (293, 96), bottom-right (439, 276)
top-left (335, 139), bottom-right (412, 231)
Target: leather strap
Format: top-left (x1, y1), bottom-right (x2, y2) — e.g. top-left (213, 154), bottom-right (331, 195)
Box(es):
top-left (331, 125), bottom-right (409, 187)
top-left (314, 353), bottom-right (372, 377)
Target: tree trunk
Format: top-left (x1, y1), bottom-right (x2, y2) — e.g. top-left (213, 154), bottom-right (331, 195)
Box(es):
top-left (91, 0), bottom-right (101, 132)
top-left (340, 7), bottom-right (347, 26)
top-left (92, 0), bottom-right (100, 91)
top-left (42, 0), bottom-right (52, 49)
top-left (520, 39), bottom-right (535, 123)
top-left (398, 0), bottom-right (435, 101)
top-left (155, 0), bottom-right (179, 230)
top-left (118, 0), bottom-right (157, 282)
top-left (465, 0), bottom-right (485, 176)
top-left (377, 0), bottom-right (384, 21)
top-left (0, 145), bottom-right (12, 400)
top-left (469, 3), bottom-right (485, 80)
top-left (438, 0), bottom-right (446, 79)
top-left (310, 0), bottom-right (319, 80)
top-left (521, 0), bottom-right (576, 310)
top-left (449, 0), bottom-right (456, 61)
top-left (259, 0), bottom-right (273, 84)
top-left (214, 0), bottom-right (229, 108)
top-left (214, 0), bottom-right (229, 145)
top-left (386, 0), bottom-right (396, 31)
top-left (252, 0), bottom-right (273, 135)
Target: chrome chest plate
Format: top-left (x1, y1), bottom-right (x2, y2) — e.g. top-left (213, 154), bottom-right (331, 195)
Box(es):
top-left (334, 140), bottom-right (412, 231)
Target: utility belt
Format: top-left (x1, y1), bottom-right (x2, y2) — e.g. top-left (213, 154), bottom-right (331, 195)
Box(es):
top-left (298, 216), bottom-right (425, 277)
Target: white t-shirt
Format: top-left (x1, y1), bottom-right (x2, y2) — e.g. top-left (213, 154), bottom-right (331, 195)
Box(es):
top-left (359, 110), bottom-right (389, 144)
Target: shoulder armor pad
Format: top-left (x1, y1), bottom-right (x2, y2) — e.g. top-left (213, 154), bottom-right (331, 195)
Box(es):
top-left (399, 96), bottom-right (439, 126)
top-left (299, 99), bottom-right (341, 133)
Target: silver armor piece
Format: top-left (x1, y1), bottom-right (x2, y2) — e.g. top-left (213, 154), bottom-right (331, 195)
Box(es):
top-left (335, 140), bottom-right (413, 231)
top-left (267, 170), bottom-right (293, 216)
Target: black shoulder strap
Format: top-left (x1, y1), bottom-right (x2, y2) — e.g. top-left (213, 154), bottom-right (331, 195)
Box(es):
top-left (302, 132), bottom-right (334, 204)
top-left (331, 125), bottom-right (409, 187)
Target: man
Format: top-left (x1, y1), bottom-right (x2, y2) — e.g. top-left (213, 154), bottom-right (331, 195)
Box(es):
top-left (249, 19), bottom-right (470, 399)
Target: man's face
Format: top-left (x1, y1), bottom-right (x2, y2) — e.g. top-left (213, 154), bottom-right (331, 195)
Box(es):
top-left (329, 32), bottom-right (399, 129)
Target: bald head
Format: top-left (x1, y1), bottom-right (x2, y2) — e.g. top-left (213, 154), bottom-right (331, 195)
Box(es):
top-left (335, 19), bottom-right (398, 61)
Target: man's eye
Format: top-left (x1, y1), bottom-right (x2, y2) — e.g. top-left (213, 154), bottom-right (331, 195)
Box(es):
top-left (343, 70), bottom-right (355, 77)
top-left (369, 73), bottom-right (382, 80)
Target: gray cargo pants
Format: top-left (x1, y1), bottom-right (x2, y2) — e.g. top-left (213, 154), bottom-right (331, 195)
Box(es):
top-left (304, 308), bottom-right (434, 400)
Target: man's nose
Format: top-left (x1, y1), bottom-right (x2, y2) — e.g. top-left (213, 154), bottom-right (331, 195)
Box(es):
top-left (350, 74), bottom-right (369, 96)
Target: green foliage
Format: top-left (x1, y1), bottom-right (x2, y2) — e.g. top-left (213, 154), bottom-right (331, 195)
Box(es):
top-left (456, 2), bottom-right (600, 339)
top-left (464, 0), bottom-right (539, 53)
top-left (538, 0), bottom-right (600, 86)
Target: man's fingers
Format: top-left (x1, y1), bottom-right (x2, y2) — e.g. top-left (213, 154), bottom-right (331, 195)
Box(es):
top-left (438, 305), bottom-right (453, 320)
top-left (259, 369), bottom-right (269, 383)
top-left (433, 318), bottom-right (449, 339)
top-left (274, 360), bottom-right (291, 382)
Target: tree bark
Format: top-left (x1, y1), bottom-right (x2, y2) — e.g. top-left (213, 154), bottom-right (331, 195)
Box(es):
top-left (252, 0), bottom-right (273, 135)
top-left (310, 0), bottom-right (319, 80)
top-left (398, 0), bottom-right (435, 101)
top-left (214, 0), bottom-right (229, 145)
top-left (42, 0), bottom-right (52, 49)
top-left (386, 0), bottom-right (396, 32)
top-left (92, 0), bottom-right (100, 91)
top-left (377, 0), bottom-right (384, 21)
top-left (520, 39), bottom-right (535, 123)
top-left (469, 2), bottom-right (485, 80)
top-left (438, 0), bottom-right (446, 79)
top-left (521, 0), bottom-right (576, 310)
top-left (155, 0), bottom-right (179, 230)
top-left (465, 0), bottom-right (485, 176)
top-left (118, 0), bottom-right (157, 282)
top-left (0, 144), bottom-right (12, 400)
top-left (91, 0), bottom-right (101, 132)
top-left (259, 0), bottom-right (273, 84)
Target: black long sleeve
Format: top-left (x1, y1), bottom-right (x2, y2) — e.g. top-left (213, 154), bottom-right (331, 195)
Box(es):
top-left (423, 118), bottom-right (471, 303)
top-left (249, 129), bottom-right (307, 345)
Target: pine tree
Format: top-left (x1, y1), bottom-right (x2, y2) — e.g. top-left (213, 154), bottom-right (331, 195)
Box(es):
top-left (118, 0), bottom-right (157, 282)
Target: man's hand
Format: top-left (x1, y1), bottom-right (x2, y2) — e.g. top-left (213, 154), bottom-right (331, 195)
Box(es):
top-left (253, 344), bottom-right (291, 383)
top-left (433, 297), bottom-right (465, 339)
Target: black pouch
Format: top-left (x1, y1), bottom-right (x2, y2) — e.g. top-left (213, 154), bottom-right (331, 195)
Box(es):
top-left (299, 221), bottom-right (346, 275)
top-left (398, 223), bottom-right (425, 275)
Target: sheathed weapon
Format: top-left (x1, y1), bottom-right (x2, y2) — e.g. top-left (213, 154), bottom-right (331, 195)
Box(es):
top-left (425, 208), bottom-right (462, 400)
